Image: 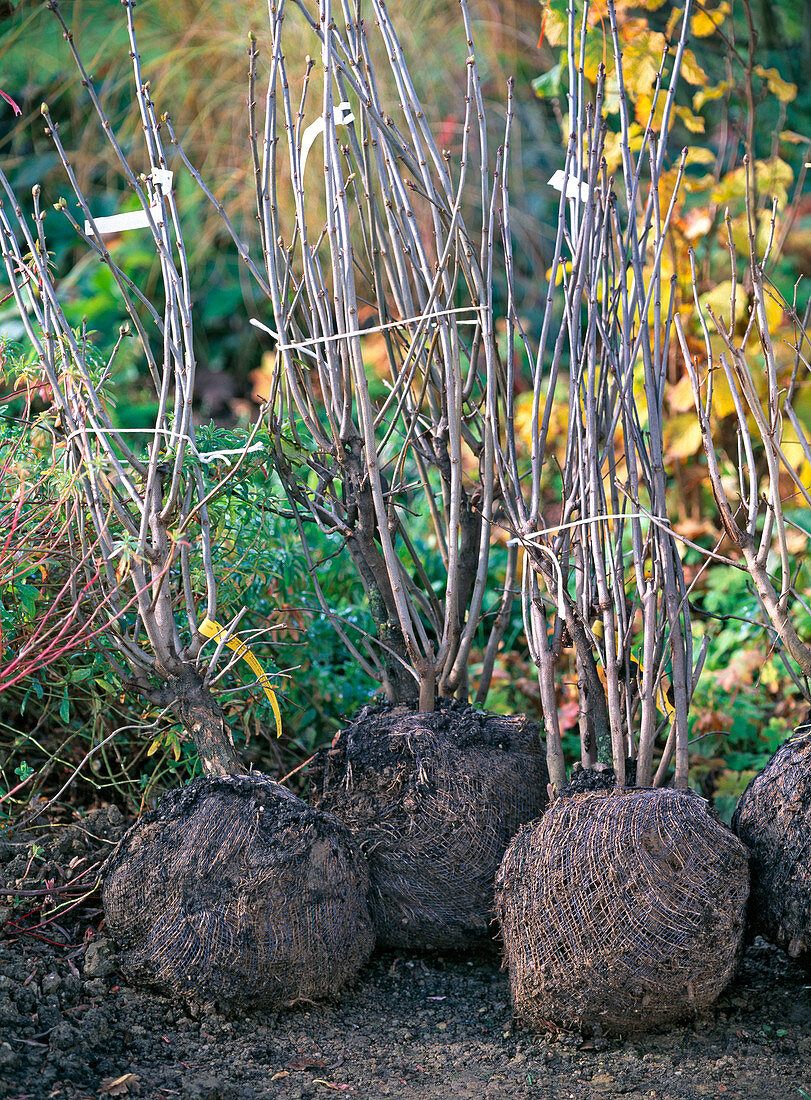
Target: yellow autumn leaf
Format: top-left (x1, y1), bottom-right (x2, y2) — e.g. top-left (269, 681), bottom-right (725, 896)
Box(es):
top-left (665, 6), bottom-right (683, 38)
top-left (684, 172), bottom-right (716, 194)
top-left (602, 74), bottom-right (620, 117)
top-left (582, 33), bottom-right (608, 83)
top-left (752, 157), bottom-right (794, 203)
top-left (780, 421), bottom-right (811, 496)
top-left (602, 125), bottom-right (644, 172)
top-left (634, 91), bottom-right (667, 132)
top-left (760, 658), bottom-right (783, 692)
top-left (712, 158), bottom-right (793, 207)
top-left (674, 105), bottom-right (705, 134)
top-left (779, 130), bottom-right (811, 145)
top-left (704, 356), bottom-right (768, 419)
top-left (698, 281), bottom-right (746, 331)
top-left (690, 1), bottom-right (730, 37)
top-left (680, 49), bottom-right (708, 86)
top-left (545, 260), bottom-right (572, 287)
top-left (686, 146), bottom-right (717, 166)
top-left (513, 390), bottom-right (569, 464)
top-left (623, 29), bottom-right (667, 101)
top-left (199, 616), bottom-right (283, 738)
top-left (541, 1), bottom-right (568, 48)
top-left (630, 250), bottom-right (678, 326)
top-left (663, 412), bottom-right (704, 461)
top-left (754, 65), bottom-right (797, 105)
top-left (727, 209), bottom-right (786, 263)
top-left (147, 738), bottom-right (162, 757)
top-left (785, 386), bottom-right (811, 491)
top-left (790, 381), bottom-right (811, 437)
top-left (692, 80), bottom-right (732, 112)
top-left (709, 375), bottom-right (739, 420)
top-left (761, 288), bottom-right (785, 336)
top-left (668, 372), bottom-right (696, 413)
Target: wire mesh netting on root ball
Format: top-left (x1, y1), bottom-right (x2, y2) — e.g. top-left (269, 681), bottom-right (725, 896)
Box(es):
top-left (103, 774), bottom-right (375, 1012)
top-left (495, 787), bottom-right (749, 1035)
top-left (733, 730), bottom-right (811, 965)
top-left (310, 700), bottom-right (549, 951)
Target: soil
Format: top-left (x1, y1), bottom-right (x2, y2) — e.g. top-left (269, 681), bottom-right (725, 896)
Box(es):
top-left (1, 806), bottom-right (810, 1100)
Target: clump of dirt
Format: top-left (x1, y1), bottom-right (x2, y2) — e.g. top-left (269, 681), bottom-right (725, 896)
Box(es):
top-left (733, 729), bottom-right (811, 967)
top-left (102, 774), bottom-right (375, 1011)
top-left (1, 805), bottom-right (810, 1100)
top-left (495, 788), bottom-right (750, 1035)
top-left (561, 759), bottom-right (637, 795)
top-left (311, 699), bottom-right (548, 951)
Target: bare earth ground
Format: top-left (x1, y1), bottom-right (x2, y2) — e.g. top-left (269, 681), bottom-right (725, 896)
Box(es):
top-left (1, 807), bottom-right (810, 1100)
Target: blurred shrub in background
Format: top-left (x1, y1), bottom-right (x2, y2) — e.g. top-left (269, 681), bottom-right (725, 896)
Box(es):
top-left (0, 0), bottom-right (557, 397)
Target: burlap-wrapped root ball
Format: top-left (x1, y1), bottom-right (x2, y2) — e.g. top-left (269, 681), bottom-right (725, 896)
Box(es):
top-left (103, 774), bottom-right (375, 1010)
top-left (311, 700), bottom-right (548, 951)
top-left (495, 788), bottom-right (749, 1034)
top-left (733, 730), bottom-right (811, 964)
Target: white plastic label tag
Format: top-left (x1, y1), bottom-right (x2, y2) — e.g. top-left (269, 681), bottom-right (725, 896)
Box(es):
top-left (300, 102), bottom-right (355, 176)
top-left (548, 169), bottom-right (590, 202)
top-left (84, 169), bottom-right (174, 236)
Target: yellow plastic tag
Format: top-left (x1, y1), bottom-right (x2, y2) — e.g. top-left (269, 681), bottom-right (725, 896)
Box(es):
top-left (199, 616), bottom-right (283, 738)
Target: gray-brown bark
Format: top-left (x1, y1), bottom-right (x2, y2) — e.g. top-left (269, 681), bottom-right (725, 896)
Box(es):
top-left (165, 669), bottom-right (245, 777)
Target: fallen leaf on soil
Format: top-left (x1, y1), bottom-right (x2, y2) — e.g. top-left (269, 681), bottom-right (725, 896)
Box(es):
top-left (312, 1082), bottom-right (354, 1092)
top-left (99, 1073), bottom-right (141, 1095)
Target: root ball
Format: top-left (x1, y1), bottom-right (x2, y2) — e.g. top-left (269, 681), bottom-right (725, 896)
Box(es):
top-left (103, 773), bottom-right (375, 1010)
top-left (312, 700), bottom-right (548, 951)
top-left (495, 787), bottom-right (749, 1033)
top-left (733, 731), bottom-right (811, 964)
